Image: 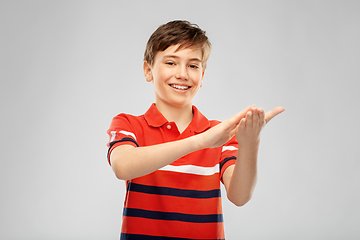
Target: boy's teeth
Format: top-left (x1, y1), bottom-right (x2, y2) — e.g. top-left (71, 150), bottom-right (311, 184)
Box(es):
top-left (171, 84), bottom-right (189, 90)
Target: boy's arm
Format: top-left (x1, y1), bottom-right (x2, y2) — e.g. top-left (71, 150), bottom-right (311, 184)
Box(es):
top-left (111, 138), bottom-right (199, 180)
top-left (110, 107), bottom-right (253, 180)
top-left (222, 106), bottom-right (285, 206)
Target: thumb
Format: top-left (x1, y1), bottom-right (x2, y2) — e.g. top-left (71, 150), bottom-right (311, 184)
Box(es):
top-left (226, 106), bottom-right (251, 128)
top-left (231, 106), bottom-right (252, 124)
top-left (226, 106), bottom-right (252, 136)
top-left (265, 106), bottom-right (285, 123)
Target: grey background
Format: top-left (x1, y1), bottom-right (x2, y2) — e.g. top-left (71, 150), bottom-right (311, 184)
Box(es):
top-left (1, 0), bottom-right (359, 239)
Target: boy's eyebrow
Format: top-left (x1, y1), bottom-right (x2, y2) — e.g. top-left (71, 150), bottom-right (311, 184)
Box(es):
top-left (163, 55), bottom-right (202, 62)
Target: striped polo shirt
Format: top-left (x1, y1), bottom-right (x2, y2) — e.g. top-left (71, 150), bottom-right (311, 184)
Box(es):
top-left (107, 103), bottom-right (238, 240)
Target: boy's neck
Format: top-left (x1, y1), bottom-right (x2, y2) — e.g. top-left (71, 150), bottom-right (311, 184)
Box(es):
top-left (155, 101), bottom-right (193, 133)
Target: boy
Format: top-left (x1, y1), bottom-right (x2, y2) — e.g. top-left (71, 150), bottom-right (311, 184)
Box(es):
top-left (107, 20), bottom-right (284, 239)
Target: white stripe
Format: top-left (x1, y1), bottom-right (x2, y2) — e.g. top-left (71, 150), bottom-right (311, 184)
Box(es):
top-left (119, 130), bottom-right (136, 140)
top-left (110, 131), bottom-right (117, 142)
top-left (158, 164), bottom-right (219, 176)
top-left (222, 146), bottom-right (238, 152)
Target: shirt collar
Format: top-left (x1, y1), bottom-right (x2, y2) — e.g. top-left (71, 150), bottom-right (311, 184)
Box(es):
top-left (144, 103), bottom-right (210, 133)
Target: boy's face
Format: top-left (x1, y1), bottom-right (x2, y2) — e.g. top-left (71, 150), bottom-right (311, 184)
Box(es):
top-left (144, 44), bottom-right (205, 109)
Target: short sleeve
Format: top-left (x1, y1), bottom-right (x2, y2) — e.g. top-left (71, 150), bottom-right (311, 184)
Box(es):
top-left (106, 114), bottom-right (139, 165)
top-left (219, 136), bottom-right (238, 182)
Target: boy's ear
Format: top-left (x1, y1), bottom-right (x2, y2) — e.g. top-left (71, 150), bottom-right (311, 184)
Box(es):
top-left (143, 62), bottom-right (153, 82)
top-left (200, 69), bottom-right (205, 87)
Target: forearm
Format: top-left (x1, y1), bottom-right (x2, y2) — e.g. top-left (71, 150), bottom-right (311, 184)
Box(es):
top-left (110, 135), bottom-right (202, 180)
top-left (224, 105), bottom-right (284, 206)
top-left (227, 144), bottom-right (259, 206)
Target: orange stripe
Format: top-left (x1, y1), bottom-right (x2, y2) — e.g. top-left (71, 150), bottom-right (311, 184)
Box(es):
top-left (122, 216), bottom-right (225, 239)
top-left (169, 148), bottom-right (221, 167)
top-left (125, 191), bottom-right (222, 215)
top-left (133, 170), bottom-right (221, 191)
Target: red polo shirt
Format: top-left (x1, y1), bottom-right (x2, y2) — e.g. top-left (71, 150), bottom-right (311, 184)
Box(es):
top-left (107, 103), bottom-right (238, 240)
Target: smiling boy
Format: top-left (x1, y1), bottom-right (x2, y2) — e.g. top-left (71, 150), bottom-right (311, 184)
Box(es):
top-left (107, 20), bottom-right (284, 239)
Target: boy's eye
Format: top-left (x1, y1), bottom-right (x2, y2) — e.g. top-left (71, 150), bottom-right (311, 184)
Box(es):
top-left (189, 65), bottom-right (199, 69)
top-left (166, 62), bottom-right (175, 66)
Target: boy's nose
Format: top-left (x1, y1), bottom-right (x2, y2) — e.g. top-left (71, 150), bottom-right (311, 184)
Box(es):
top-left (175, 66), bottom-right (188, 80)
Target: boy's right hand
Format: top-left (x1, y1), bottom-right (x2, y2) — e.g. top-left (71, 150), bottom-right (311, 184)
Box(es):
top-left (196, 106), bottom-right (252, 149)
top-left (196, 105), bottom-right (284, 149)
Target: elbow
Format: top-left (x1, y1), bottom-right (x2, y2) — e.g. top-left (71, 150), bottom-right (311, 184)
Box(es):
top-left (227, 193), bottom-right (252, 207)
top-left (113, 167), bottom-right (133, 181)
top-left (111, 161), bottom-right (132, 181)
top-left (230, 199), bottom-right (250, 207)
top-left (109, 146), bottom-right (136, 181)
top-left (114, 170), bottom-right (130, 181)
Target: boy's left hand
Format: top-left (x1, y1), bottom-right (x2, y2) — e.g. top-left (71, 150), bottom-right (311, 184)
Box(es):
top-left (235, 106), bottom-right (285, 146)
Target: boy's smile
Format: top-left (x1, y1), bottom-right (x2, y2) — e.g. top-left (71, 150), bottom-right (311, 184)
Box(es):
top-left (170, 84), bottom-right (190, 91)
top-left (144, 44), bottom-right (205, 110)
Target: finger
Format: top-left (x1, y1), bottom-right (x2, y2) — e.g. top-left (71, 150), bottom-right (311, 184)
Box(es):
top-left (237, 106), bottom-right (252, 120)
top-left (259, 108), bottom-right (265, 126)
top-left (252, 107), bottom-right (259, 126)
top-left (246, 110), bottom-right (253, 127)
top-left (239, 117), bottom-right (246, 130)
top-left (231, 117), bottom-right (246, 136)
top-left (228, 105), bottom-right (252, 126)
top-left (265, 106), bottom-right (285, 123)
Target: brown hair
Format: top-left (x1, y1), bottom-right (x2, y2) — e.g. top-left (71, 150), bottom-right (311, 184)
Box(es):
top-left (144, 20), bottom-right (211, 69)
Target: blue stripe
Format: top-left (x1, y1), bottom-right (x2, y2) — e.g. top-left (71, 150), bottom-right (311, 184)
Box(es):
top-left (123, 208), bottom-right (223, 223)
top-left (219, 156), bottom-right (236, 172)
top-left (127, 182), bottom-right (220, 199)
top-left (120, 233), bottom-right (225, 240)
top-left (109, 137), bottom-right (139, 148)
top-left (107, 137), bottom-right (139, 159)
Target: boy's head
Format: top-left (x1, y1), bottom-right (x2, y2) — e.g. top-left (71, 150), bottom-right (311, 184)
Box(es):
top-left (144, 20), bottom-right (211, 69)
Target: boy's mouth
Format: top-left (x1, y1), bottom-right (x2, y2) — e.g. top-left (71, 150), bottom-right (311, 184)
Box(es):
top-left (170, 84), bottom-right (190, 90)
